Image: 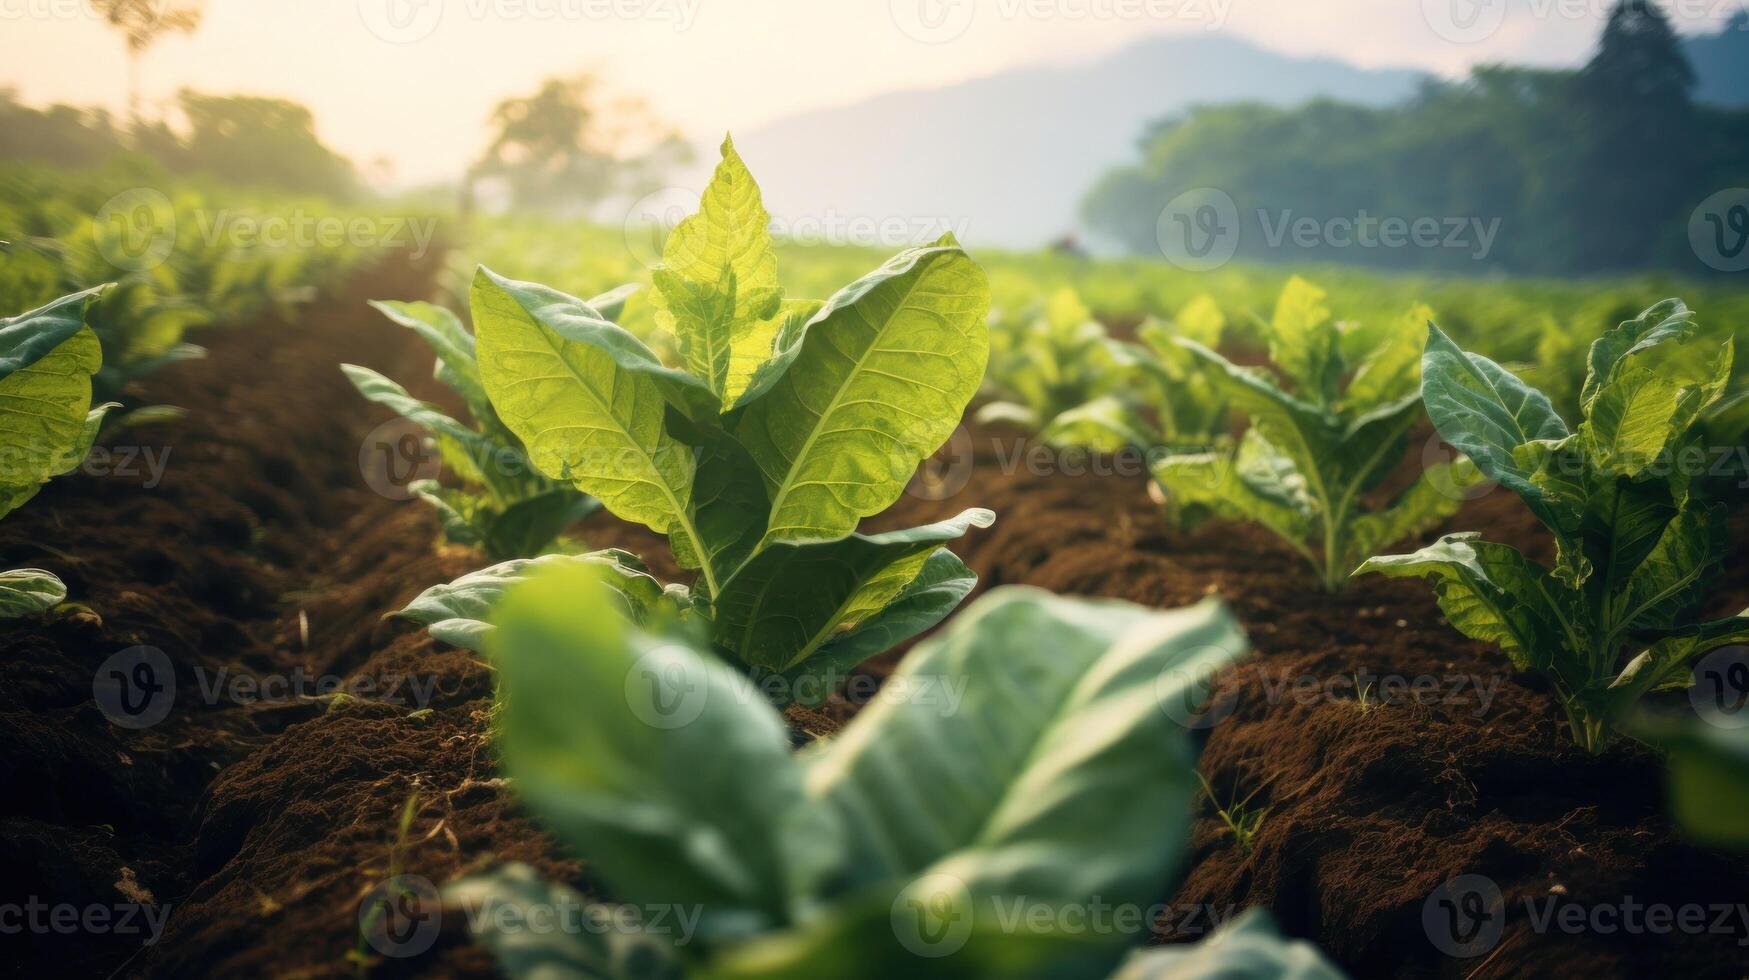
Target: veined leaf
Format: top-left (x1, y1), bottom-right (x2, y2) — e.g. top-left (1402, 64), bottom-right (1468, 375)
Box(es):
top-left (712, 509), bottom-right (994, 673)
top-left (654, 136), bottom-right (784, 402)
top-left (490, 562), bottom-right (837, 931)
top-left (472, 268), bottom-right (710, 556)
top-left (735, 239), bottom-right (989, 545)
top-left (1421, 323), bottom-right (1569, 513)
top-left (725, 299), bottom-right (820, 408)
top-left (801, 590), bottom-right (1246, 905)
top-left (0, 284), bottom-right (107, 382)
top-left (0, 326), bottom-right (102, 520)
top-left (785, 549), bottom-right (980, 704)
top-left (1357, 533), bottom-right (1572, 673)
top-left (1153, 434), bottom-right (1316, 565)
top-left (0, 567), bottom-right (68, 618)
top-left (397, 550), bottom-right (671, 652)
top-left (1267, 276), bottom-right (1340, 404)
top-left (1618, 501), bottom-right (1726, 632)
top-left (1581, 299), bottom-right (1697, 410)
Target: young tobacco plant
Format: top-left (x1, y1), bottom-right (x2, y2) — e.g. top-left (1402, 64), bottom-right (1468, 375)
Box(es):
top-left (1360, 301), bottom-right (1749, 752)
top-left (396, 137), bottom-right (994, 703)
top-left (1152, 277), bottom-right (1470, 591)
top-left (443, 562), bottom-right (1347, 979)
top-left (978, 291), bottom-right (1230, 454)
top-left (0, 287), bottom-right (112, 616)
top-left (343, 297), bottom-right (606, 562)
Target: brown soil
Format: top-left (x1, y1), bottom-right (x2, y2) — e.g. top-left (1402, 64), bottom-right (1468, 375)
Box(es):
top-left (2, 272), bottom-right (1745, 979)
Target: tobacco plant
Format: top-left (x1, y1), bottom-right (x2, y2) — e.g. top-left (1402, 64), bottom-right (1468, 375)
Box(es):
top-left (1360, 301), bottom-right (1749, 752)
top-left (441, 562), bottom-right (1346, 978)
top-left (978, 291), bottom-right (1230, 453)
top-left (0, 287), bottom-right (112, 615)
top-left (397, 137), bottom-right (994, 702)
top-left (344, 298), bottom-right (604, 561)
top-left (1152, 277), bottom-right (1469, 591)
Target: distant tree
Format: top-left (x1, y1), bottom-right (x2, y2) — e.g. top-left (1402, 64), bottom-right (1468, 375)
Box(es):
top-left (176, 92), bottom-right (357, 198)
top-left (1568, 0), bottom-right (1699, 270)
top-left (91, 0), bottom-right (204, 124)
top-left (469, 75), bottom-right (692, 214)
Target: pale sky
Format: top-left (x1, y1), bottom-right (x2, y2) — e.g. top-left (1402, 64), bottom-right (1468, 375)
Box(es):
top-left (2, 0), bottom-right (1743, 187)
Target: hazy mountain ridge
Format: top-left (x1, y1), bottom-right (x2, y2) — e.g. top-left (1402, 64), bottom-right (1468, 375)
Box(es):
top-left (705, 24), bottom-right (1749, 249)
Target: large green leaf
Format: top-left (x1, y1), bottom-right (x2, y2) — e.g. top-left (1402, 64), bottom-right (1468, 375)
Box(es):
top-left (1153, 433), bottom-right (1317, 568)
top-left (489, 561), bottom-right (839, 932)
top-left (341, 363), bottom-right (482, 446)
top-left (473, 269), bottom-right (718, 576)
top-left (711, 509), bottom-right (993, 673)
top-left (0, 326), bottom-right (103, 519)
top-left (1618, 502), bottom-right (1728, 633)
top-left (1112, 909), bottom-right (1348, 979)
top-left (1358, 533), bottom-right (1573, 674)
top-left (734, 239), bottom-right (989, 545)
top-left (0, 567), bottom-right (68, 618)
top-left (1610, 608), bottom-right (1749, 707)
top-left (801, 589), bottom-right (1246, 906)
top-left (1343, 303), bottom-right (1431, 412)
top-left (0, 284), bottom-right (107, 382)
top-left (1421, 323), bottom-right (1569, 514)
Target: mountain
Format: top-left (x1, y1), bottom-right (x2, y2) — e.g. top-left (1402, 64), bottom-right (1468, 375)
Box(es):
top-left (1686, 12), bottom-right (1749, 107)
top-left (713, 34), bottom-right (1424, 249)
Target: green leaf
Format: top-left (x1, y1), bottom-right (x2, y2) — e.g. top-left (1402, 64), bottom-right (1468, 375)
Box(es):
top-left (472, 268), bottom-right (716, 572)
top-left (1579, 365), bottom-right (1683, 477)
top-left (1610, 609), bottom-right (1749, 705)
top-left (1618, 501), bottom-right (1725, 632)
top-left (587, 283), bottom-right (640, 323)
top-left (1153, 434), bottom-right (1317, 566)
top-left (1039, 395), bottom-right (1148, 452)
top-left (711, 509), bottom-right (993, 674)
top-left (802, 589), bottom-right (1247, 907)
top-left (1357, 533), bottom-right (1571, 673)
top-left (490, 561), bottom-right (838, 931)
top-left (1266, 276), bottom-right (1341, 405)
top-left (397, 551), bottom-right (669, 652)
top-left (652, 137), bottom-right (784, 403)
top-left (0, 567), bottom-right (67, 618)
top-left (786, 549), bottom-right (980, 705)
top-left (444, 864), bottom-right (682, 980)
top-left (734, 240), bottom-right (989, 545)
top-left (1344, 463), bottom-right (1471, 570)
top-left (1111, 909), bottom-right (1348, 979)
top-left (483, 488), bottom-right (602, 561)
top-left (341, 363), bottom-right (482, 446)
top-left (1344, 303), bottom-right (1430, 411)
top-left (0, 284), bottom-right (107, 382)
top-left (1420, 323), bottom-right (1569, 513)
top-left (1663, 724), bottom-right (1749, 847)
top-left (1581, 299), bottom-right (1697, 410)
top-left (369, 299), bottom-right (479, 395)
top-left (725, 299), bottom-right (819, 408)
top-left (0, 326), bottom-right (102, 520)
